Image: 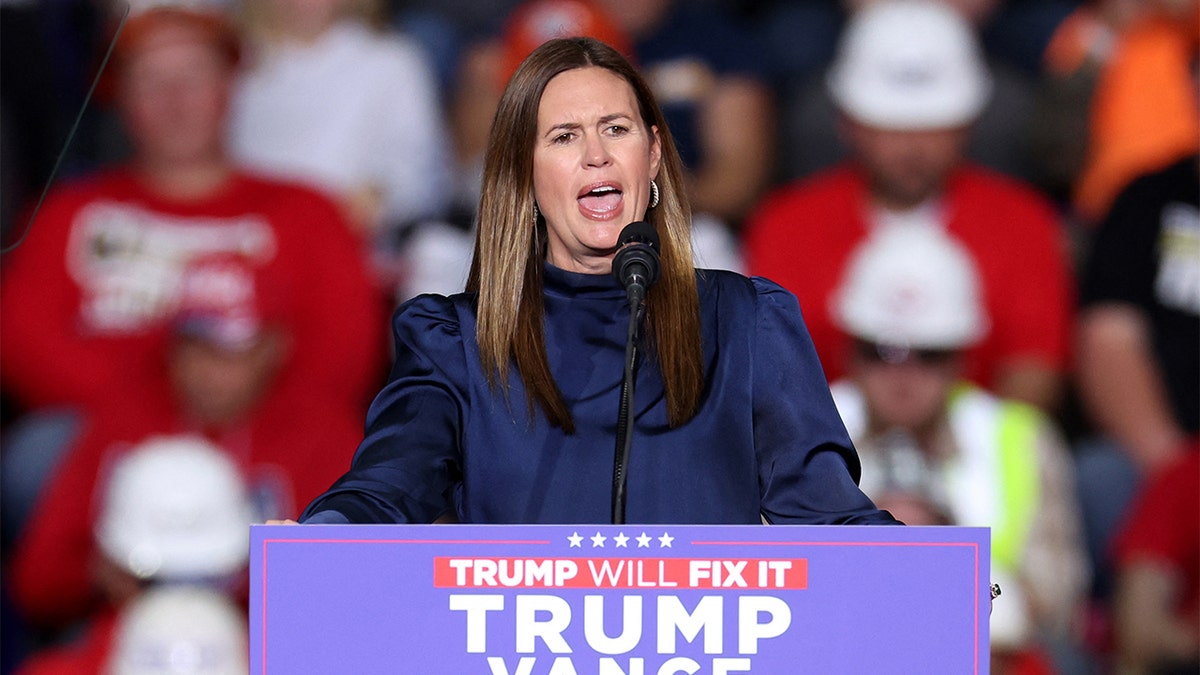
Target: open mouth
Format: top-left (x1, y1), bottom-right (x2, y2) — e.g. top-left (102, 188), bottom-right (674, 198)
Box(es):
top-left (577, 183), bottom-right (623, 217)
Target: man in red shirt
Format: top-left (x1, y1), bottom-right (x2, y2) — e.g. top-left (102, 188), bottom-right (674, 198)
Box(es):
top-left (744, 0), bottom-right (1072, 411)
top-left (0, 5), bottom-right (385, 418)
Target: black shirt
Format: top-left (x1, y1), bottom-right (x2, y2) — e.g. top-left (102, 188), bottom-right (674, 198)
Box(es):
top-left (1081, 154), bottom-right (1200, 433)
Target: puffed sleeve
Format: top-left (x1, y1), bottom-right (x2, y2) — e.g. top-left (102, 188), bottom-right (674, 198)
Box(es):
top-left (300, 295), bottom-right (468, 523)
top-left (750, 278), bottom-right (900, 525)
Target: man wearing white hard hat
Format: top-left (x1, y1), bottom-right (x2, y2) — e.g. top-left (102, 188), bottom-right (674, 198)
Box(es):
top-left (828, 224), bottom-right (1089, 674)
top-left (12, 438), bottom-right (255, 675)
top-left (745, 0), bottom-right (1073, 413)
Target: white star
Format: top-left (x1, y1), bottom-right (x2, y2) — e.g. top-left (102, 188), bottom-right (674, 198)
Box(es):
top-left (568, 532), bottom-right (583, 548)
top-left (636, 532), bottom-right (652, 548)
top-left (591, 532), bottom-right (607, 547)
top-left (613, 532), bottom-right (630, 548)
top-left (657, 532), bottom-right (674, 548)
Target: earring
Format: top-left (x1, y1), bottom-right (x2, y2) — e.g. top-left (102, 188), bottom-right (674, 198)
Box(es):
top-left (532, 201), bottom-right (540, 224)
top-left (649, 180), bottom-right (660, 209)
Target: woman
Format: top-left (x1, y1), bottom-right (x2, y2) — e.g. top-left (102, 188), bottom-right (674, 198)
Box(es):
top-left (300, 37), bottom-right (896, 526)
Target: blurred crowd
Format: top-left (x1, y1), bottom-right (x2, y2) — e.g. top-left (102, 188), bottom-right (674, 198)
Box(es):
top-left (0, 0), bottom-right (1196, 674)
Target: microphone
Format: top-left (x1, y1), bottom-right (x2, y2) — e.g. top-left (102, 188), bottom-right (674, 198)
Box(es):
top-left (610, 221), bottom-right (659, 525)
top-left (611, 221), bottom-right (661, 303)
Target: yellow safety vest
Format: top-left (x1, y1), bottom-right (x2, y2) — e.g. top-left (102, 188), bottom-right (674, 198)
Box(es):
top-left (831, 381), bottom-right (1043, 572)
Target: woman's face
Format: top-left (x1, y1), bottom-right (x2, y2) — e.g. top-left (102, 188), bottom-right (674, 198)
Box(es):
top-left (533, 66), bottom-right (662, 274)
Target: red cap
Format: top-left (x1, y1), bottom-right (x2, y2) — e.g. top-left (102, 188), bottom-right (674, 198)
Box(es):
top-left (499, 0), bottom-right (633, 85)
top-left (112, 5), bottom-right (241, 70)
top-left (97, 5), bottom-right (240, 102)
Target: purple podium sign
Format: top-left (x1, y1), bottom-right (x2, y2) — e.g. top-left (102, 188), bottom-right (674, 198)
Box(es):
top-left (251, 524), bottom-right (990, 674)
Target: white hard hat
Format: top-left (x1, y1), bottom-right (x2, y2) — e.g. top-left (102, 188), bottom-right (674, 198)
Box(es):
top-left (95, 435), bottom-right (256, 580)
top-left (107, 585), bottom-right (248, 675)
top-left (827, 0), bottom-right (991, 129)
top-left (832, 224), bottom-right (988, 349)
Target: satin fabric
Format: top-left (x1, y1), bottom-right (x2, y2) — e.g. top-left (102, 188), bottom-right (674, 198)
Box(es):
top-left (302, 264), bottom-right (897, 526)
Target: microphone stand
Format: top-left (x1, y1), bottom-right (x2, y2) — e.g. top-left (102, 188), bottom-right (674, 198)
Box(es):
top-left (609, 221), bottom-right (659, 525)
top-left (611, 283), bottom-right (646, 525)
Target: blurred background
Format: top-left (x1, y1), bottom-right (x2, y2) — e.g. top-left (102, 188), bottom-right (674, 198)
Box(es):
top-left (0, 1), bottom-right (1196, 673)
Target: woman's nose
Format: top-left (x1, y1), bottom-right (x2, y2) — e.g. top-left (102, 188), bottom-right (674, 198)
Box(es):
top-left (583, 134), bottom-right (612, 168)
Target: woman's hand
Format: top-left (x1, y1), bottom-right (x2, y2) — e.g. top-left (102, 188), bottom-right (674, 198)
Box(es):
top-left (265, 519), bottom-right (299, 525)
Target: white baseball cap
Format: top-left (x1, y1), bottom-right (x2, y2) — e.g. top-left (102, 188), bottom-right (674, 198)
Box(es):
top-left (828, 0), bottom-right (991, 129)
top-left (107, 585), bottom-right (249, 675)
top-left (832, 223), bottom-right (988, 349)
top-left (94, 435), bottom-right (257, 580)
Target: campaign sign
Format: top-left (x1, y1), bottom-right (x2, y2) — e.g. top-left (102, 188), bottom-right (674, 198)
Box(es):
top-left (251, 524), bottom-right (990, 674)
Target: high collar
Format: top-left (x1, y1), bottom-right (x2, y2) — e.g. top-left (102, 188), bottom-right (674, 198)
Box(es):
top-left (542, 260), bottom-right (625, 300)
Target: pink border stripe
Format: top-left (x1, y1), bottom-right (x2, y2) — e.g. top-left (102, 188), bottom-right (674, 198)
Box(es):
top-left (690, 540), bottom-right (979, 547)
top-left (260, 538), bottom-right (983, 675)
top-left (261, 539), bottom-right (268, 675)
top-left (264, 538), bottom-right (552, 545)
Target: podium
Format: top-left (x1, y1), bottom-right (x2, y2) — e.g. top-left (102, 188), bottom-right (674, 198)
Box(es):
top-left (251, 524), bottom-right (990, 674)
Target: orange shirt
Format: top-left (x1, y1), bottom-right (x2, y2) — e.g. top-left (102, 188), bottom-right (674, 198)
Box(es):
top-left (1075, 15), bottom-right (1200, 223)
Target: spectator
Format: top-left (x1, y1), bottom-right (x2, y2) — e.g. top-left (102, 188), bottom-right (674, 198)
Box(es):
top-left (8, 255), bottom-right (362, 631)
top-left (1029, 0), bottom-right (1132, 206)
top-left (0, 4), bottom-right (385, 419)
top-left (827, 224), bottom-right (1090, 674)
top-left (13, 439), bottom-right (254, 674)
top-left (745, 0), bottom-right (1073, 412)
top-left (775, 0), bottom-right (1043, 187)
top-left (1073, 153), bottom-right (1198, 622)
top-left (1110, 445), bottom-right (1200, 675)
top-left (90, 436), bottom-right (255, 603)
top-left (1046, 0), bottom-right (1199, 225)
top-left (1077, 153), bottom-right (1199, 474)
top-left (230, 0), bottom-right (454, 297)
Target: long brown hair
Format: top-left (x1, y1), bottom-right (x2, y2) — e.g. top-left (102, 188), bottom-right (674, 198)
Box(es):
top-left (467, 37), bottom-right (703, 433)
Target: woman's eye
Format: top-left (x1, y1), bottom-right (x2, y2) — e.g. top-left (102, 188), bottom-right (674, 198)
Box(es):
top-left (553, 132), bottom-right (575, 144)
top-left (606, 125), bottom-right (629, 136)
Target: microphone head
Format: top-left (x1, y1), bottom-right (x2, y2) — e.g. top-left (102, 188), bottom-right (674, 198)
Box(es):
top-left (612, 221), bottom-right (661, 292)
top-left (616, 221), bottom-right (660, 251)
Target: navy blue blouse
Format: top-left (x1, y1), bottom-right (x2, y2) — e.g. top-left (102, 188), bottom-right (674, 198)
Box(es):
top-left (301, 265), bottom-right (897, 525)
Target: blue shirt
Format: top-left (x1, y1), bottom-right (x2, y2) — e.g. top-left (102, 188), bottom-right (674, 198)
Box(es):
top-left (301, 265), bottom-right (896, 525)
top-left (634, 5), bottom-right (768, 170)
